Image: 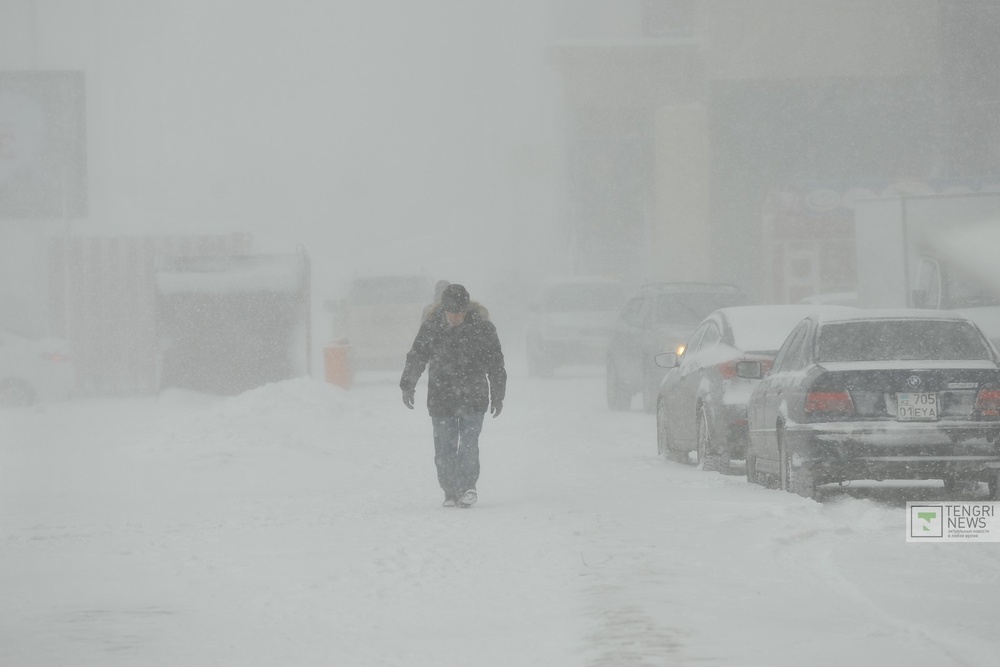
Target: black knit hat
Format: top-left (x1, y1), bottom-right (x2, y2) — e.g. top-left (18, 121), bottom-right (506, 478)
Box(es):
top-left (441, 283), bottom-right (470, 313)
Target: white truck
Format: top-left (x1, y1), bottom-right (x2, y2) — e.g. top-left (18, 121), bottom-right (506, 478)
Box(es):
top-left (855, 191), bottom-right (1000, 347)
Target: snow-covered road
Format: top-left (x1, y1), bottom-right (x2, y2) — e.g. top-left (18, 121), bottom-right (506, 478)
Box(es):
top-left (3, 368), bottom-right (999, 666)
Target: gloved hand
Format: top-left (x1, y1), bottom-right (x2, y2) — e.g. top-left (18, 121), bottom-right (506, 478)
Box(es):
top-left (402, 388), bottom-right (415, 409)
top-left (490, 399), bottom-right (503, 418)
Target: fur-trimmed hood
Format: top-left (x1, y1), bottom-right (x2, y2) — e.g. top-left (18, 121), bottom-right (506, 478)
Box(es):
top-left (423, 300), bottom-right (490, 323)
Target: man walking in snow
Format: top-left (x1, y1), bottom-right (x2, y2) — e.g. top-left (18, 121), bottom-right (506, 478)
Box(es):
top-left (400, 283), bottom-right (506, 508)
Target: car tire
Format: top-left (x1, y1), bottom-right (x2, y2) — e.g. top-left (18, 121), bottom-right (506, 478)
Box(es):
top-left (606, 362), bottom-right (631, 411)
top-left (656, 399), bottom-right (669, 457)
top-left (672, 447), bottom-right (692, 464)
top-left (777, 423), bottom-right (790, 492)
top-left (698, 407), bottom-right (729, 473)
top-left (779, 425), bottom-right (818, 500)
top-left (0, 378), bottom-right (36, 407)
top-left (788, 462), bottom-right (819, 500)
top-left (746, 444), bottom-right (760, 485)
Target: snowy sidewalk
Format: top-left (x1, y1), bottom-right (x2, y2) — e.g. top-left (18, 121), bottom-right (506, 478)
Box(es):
top-left (2, 372), bottom-right (999, 666)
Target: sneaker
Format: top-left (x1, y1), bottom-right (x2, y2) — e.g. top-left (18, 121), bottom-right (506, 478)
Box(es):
top-left (442, 496), bottom-right (457, 507)
top-left (457, 488), bottom-right (478, 508)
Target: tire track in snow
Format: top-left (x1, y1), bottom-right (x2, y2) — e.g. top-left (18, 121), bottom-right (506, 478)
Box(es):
top-left (767, 498), bottom-right (996, 666)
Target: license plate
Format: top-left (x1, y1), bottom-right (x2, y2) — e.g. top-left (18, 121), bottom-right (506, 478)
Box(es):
top-left (896, 392), bottom-right (938, 421)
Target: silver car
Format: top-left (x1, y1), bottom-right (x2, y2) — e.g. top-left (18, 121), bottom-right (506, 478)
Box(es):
top-left (655, 305), bottom-right (852, 471)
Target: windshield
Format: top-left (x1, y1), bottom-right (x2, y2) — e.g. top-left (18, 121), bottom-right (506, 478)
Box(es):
top-left (653, 292), bottom-right (752, 326)
top-left (816, 319), bottom-right (993, 362)
top-left (545, 284), bottom-right (625, 312)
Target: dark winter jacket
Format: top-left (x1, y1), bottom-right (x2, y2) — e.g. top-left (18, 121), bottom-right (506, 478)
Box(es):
top-left (400, 301), bottom-right (506, 418)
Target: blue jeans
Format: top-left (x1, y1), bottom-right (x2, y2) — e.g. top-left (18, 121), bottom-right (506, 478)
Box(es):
top-left (431, 412), bottom-right (484, 498)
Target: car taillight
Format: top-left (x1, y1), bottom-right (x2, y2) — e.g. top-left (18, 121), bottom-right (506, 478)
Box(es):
top-left (805, 390), bottom-right (854, 414)
top-left (717, 360), bottom-right (739, 379)
top-left (975, 385), bottom-right (1000, 417)
top-left (40, 351), bottom-right (70, 363)
top-left (720, 358), bottom-right (773, 379)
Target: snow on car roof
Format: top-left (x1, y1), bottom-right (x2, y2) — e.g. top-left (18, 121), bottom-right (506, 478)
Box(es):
top-left (812, 308), bottom-right (980, 325)
top-left (718, 304), bottom-right (855, 352)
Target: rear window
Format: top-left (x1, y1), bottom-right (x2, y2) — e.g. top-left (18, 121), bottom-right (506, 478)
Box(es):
top-left (816, 320), bottom-right (993, 362)
top-left (545, 284), bottom-right (625, 312)
top-left (653, 292), bottom-right (752, 326)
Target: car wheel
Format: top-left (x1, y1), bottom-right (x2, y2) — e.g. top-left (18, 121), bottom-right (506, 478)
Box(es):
top-left (780, 425), bottom-right (818, 499)
top-left (698, 407), bottom-right (729, 473)
top-left (746, 444), bottom-right (760, 485)
top-left (777, 423), bottom-right (789, 491)
top-left (942, 475), bottom-right (980, 496)
top-left (606, 362), bottom-right (631, 411)
top-left (656, 399), bottom-right (669, 456)
top-left (788, 461), bottom-right (819, 500)
top-left (0, 379), bottom-right (36, 407)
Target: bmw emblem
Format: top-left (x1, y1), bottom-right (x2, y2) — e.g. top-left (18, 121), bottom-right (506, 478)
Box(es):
top-left (907, 375), bottom-right (922, 388)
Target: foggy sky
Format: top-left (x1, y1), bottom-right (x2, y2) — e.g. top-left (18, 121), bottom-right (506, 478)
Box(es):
top-left (28, 1), bottom-right (569, 298)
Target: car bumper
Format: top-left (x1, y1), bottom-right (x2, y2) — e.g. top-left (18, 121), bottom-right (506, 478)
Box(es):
top-left (784, 420), bottom-right (1000, 482)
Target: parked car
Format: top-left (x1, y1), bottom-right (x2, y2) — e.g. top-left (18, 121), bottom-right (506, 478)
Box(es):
top-left (606, 283), bottom-right (753, 412)
top-left (741, 310), bottom-right (1000, 499)
top-left (655, 304), bottom-right (854, 471)
top-left (0, 330), bottom-right (75, 406)
top-left (326, 275), bottom-right (432, 371)
top-left (525, 276), bottom-right (626, 376)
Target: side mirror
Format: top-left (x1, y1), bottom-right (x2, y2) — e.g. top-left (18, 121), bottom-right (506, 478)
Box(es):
top-left (736, 360), bottom-right (763, 379)
top-left (655, 352), bottom-right (678, 369)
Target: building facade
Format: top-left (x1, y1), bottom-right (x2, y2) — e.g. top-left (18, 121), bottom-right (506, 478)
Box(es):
top-left (551, 0), bottom-right (1000, 299)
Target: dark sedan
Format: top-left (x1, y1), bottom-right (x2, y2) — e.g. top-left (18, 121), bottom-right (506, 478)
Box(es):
top-left (606, 282), bottom-right (753, 412)
top-left (742, 310), bottom-right (1000, 499)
